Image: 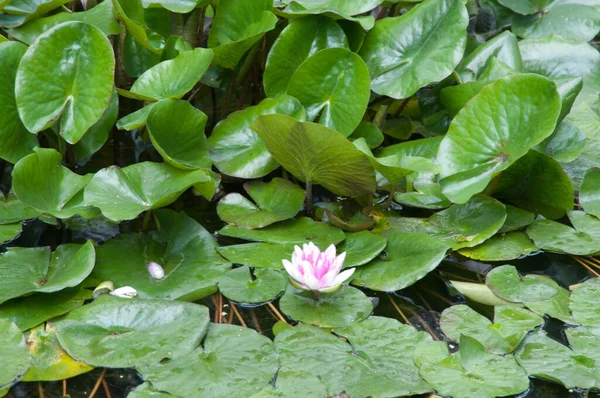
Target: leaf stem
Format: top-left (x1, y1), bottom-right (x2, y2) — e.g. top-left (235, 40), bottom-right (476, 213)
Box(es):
top-left (305, 181), bottom-right (313, 216)
top-left (141, 210), bottom-right (152, 232)
top-left (312, 290), bottom-right (319, 301)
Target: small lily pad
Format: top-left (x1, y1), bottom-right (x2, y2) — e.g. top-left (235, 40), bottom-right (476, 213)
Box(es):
top-left (217, 178), bottom-right (304, 229)
top-left (485, 264), bottom-right (559, 303)
top-left (217, 243), bottom-right (293, 270)
top-left (139, 323), bottom-right (278, 397)
top-left (0, 319), bottom-right (30, 390)
top-left (580, 168), bottom-right (600, 218)
top-left (337, 231), bottom-right (387, 268)
top-left (457, 232), bottom-right (538, 261)
top-left (279, 285), bottom-right (372, 328)
top-left (218, 266), bottom-right (287, 304)
top-left (53, 296), bottom-right (210, 368)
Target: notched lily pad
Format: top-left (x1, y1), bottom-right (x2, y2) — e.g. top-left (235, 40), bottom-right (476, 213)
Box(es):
top-left (218, 266), bottom-right (287, 304)
top-left (580, 168), bottom-right (600, 219)
top-left (485, 264), bottom-right (559, 303)
top-left (457, 232), bottom-right (538, 261)
top-left (0, 319), bottom-right (31, 390)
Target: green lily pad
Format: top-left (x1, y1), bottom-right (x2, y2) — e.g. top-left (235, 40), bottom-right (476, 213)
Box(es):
top-left (217, 178), bottom-right (304, 229)
top-left (0, 194), bottom-right (41, 224)
top-left (1, 0), bottom-right (71, 27)
top-left (478, 57), bottom-right (519, 81)
top-left (208, 95), bottom-right (306, 179)
top-left (218, 217), bottom-right (345, 247)
top-left (84, 161), bottom-right (211, 221)
top-left (349, 121), bottom-right (384, 149)
top-left (485, 264), bottom-right (559, 303)
top-left (91, 210), bottom-right (230, 301)
top-left (440, 305), bottom-right (543, 354)
top-left (526, 210), bottom-right (600, 256)
top-left (516, 329), bottom-right (600, 389)
top-left (0, 288), bottom-right (91, 331)
top-left (15, 22), bottom-right (114, 144)
top-left (263, 15), bottom-right (348, 97)
top-left (415, 336), bottom-right (530, 398)
top-left (337, 231), bottom-right (387, 268)
top-left (497, 0), bottom-right (550, 14)
top-left (22, 323), bottom-right (94, 382)
top-left (53, 296), bottom-right (210, 368)
top-left (251, 114), bottom-right (376, 197)
top-left (353, 138), bottom-right (413, 186)
top-left (352, 232), bottom-right (449, 292)
top-left (0, 242), bottom-right (95, 305)
top-left (128, 383), bottom-right (178, 397)
top-left (218, 243), bottom-right (293, 270)
top-left (526, 286), bottom-right (573, 323)
top-left (359, 0), bottom-right (468, 99)
top-left (535, 121), bottom-right (586, 164)
top-left (385, 195), bottom-right (506, 250)
top-left (12, 148), bottom-right (98, 219)
top-left (0, 319), bottom-right (30, 390)
top-left (116, 103), bottom-right (155, 131)
top-left (317, 201), bottom-right (375, 232)
top-left (455, 30), bottom-right (522, 83)
top-left (286, 47), bottom-right (370, 136)
top-left (278, 1), bottom-right (377, 30)
top-left (499, 204), bottom-right (535, 233)
top-left (438, 74), bottom-right (561, 203)
top-left (142, 0), bottom-right (203, 13)
top-left (458, 232), bottom-right (538, 261)
top-left (562, 140), bottom-right (600, 190)
top-left (207, 0), bottom-right (277, 69)
top-left (580, 168), bottom-right (600, 218)
top-left (449, 281), bottom-right (523, 307)
top-left (74, 88), bottom-right (119, 160)
top-left (0, 42), bottom-right (37, 164)
top-left (112, 0), bottom-right (162, 55)
top-left (570, 278), bottom-right (600, 328)
top-left (146, 99), bottom-right (210, 169)
top-left (440, 80), bottom-right (490, 116)
top-left (128, 48), bottom-right (213, 100)
top-left (6, 0), bottom-right (120, 45)
top-left (139, 323), bottom-right (278, 397)
top-left (0, 223), bottom-right (21, 244)
top-left (218, 266), bottom-right (287, 304)
top-left (275, 320), bottom-right (432, 397)
top-left (279, 285), bottom-right (372, 328)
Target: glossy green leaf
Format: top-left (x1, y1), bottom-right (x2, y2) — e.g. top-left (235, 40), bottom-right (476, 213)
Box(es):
top-left (0, 319), bottom-right (30, 390)
top-left (562, 139), bottom-right (600, 190)
top-left (218, 217), bottom-right (345, 247)
top-left (580, 168), bottom-right (600, 218)
top-left (7, 1), bottom-right (121, 45)
top-left (438, 74), bottom-right (561, 203)
top-left (142, 0), bottom-right (203, 13)
top-left (458, 232), bottom-right (538, 261)
top-left (112, 0), bottom-right (162, 54)
top-left (535, 120), bottom-right (585, 163)
top-left (286, 48), bottom-right (369, 136)
top-left (15, 22), bottom-right (115, 144)
top-left (84, 162), bottom-right (211, 221)
top-left (207, 0), bottom-right (277, 69)
top-left (146, 99), bottom-right (210, 169)
top-left (499, 204), bottom-right (535, 233)
top-left (0, 194), bottom-right (41, 224)
top-left (128, 383), bottom-right (177, 397)
top-left (352, 232), bottom-right (449, 292)
top-left (218, 266), bottom-right (287, 304)
top-left (139, 323), bottom-right (278, 397)
top-left (353, 138), bottom-right (413, 186)
top-left (22, 323), bottom-right (94, 382)
top-left (278, 1), bottom-right (377, 30)
top-left (74, 88), bottom-right (119, 160)
top-left (12, 148), bottom-right (98, 219)
top-left (0, 42), bottom-right (37, 164)
top-left (478, 57), bottom-right (519, 81)
top-left (440, 305), bottom-right (543, 354)
top-left (0, 0), bottom-right (71, 28)
top-left (497, 0), bottom-right (550, 14)
top-left (280, 286), bottom-right (372, 328)
top-left (208, 95), bottom-right (306, 178)
top-left (455, 30), bottom-right (522, 83)
top-left (0, 288), bottom-right (90, 331)
top-left (526, 210), bottom-right (600, 256)
top-left (359, 0), bottom-right (468, 99)
top-left (91, 210), bottom-right (230, 301)
top-left (337, 231), bottom-right (387, 268)
top-left (251, 115), bottom-right (376, 197)
top-left (493, 150), bottom-right (574, 219)
top-left (450, 281), bottom-right (523, 307)
top-left (217, 243), bottom-right (293, 270)
top-left (263, 15), bottom-right (348, 97)
top-left (0, 223), bottom-right (21, 244)
top-left (486, 264), bottom-right (559, 303)
top-left (0, 242), bottom-right (95, 305)
top-left (217, 178), bottom-right (304, 229)
top-left (526, 286), bottom-right (572, 323)
top-left (348, 121), bottom-right (384, 149)
top-left (116, 103), bottom-right (155, 131)
top-left (440, 80), bottom-right (490, 116)
top-left (570, 278), bottom-right (600, 328)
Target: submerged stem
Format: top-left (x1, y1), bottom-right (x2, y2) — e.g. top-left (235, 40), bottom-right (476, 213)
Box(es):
top-left (305, 181), bottom-right (313, 216)
top-left (312, 290), bottom-right (319, 301)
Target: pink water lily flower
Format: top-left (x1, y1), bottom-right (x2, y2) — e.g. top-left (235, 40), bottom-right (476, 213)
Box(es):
top-left (283, 242), bottom-right (355, 293)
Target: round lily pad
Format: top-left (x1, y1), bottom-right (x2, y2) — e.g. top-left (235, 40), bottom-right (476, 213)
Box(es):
top-left (485, 264), bottom-right (559, 303)
top-left (218, 266), bottom-right (287, 304)
top-left (0, 319), bottom-right (30, 390)
top-left (498, 204), bottom-right (535, 233)
top-left (449, 281), bottom-right (523, 307)
top-left (526, 286), bottom-right (573, 324)
top-left (128, 382), bottom-right (178, 397)
top-left (457, 231), bottom-right (538, 261)
top-left (139, 323), bottom-right (278, 397)
top-left (0, 222), bottom-right (21, 244)
top-left (0, 193), bottom-right (41, 224)
top-left (279, 286), bottom-right (372, 328)
top-left (570, 278), bottom-right (600, 328)
top-left (53, 296), bottom-right (210, 368)
top-left (337, 231), bottom-right (387, 268)
top-left (580, 168), bottom-right (600, 218)
top-left (217, 243), bottom-right (294, 270)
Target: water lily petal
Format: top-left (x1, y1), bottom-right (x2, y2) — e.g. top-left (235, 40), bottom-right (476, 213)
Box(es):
top-left (283, 259), bottom-right (303, 283)
top-left (332, 251), bottom-right (347, 273)
top-left (303, 269), bottom-right (321, 290)
top-left (330, 267), bottom-right (355, 286)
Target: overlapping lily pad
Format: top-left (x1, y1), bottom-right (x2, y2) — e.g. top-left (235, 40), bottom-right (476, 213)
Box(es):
top-left (53, 296), bottom-right (210, 368)
top-left (218, 266), bottom-right (287, 304)
top-left (458, 232), bottom-right (538, 261)
top-left (0, 223), bottom-right (21, 244)
top-left (486, 265), bottom-right (559, 303)
top-left (580, 168), bottom-right (600, 218)
top-left (0, 319), bottom-right (30, 390)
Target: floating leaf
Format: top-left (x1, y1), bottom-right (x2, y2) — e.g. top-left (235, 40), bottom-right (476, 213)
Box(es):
top-left (0, 242), bottom-right (95, 305)
top-left (580, 168), bottom-right (600, 218)
top-left (0, 319), bottom-right (30, 390)
top-left (139, 324), bottom-right (278, 397)
top-left (74, 88), bottom-right (119, 160)
top-left (84, 162), bottom-right (211, 221)
top-left (349, 121), bottom-right (384, 149)
top-left (337, 231), bottom-right (387, 268)
top-left (217, 178), bottom-right (305, 229)
top-left (116, 103), bottom-right (155, 131)
top-left (352, 232), bottom-right (449, 292)
top-left (218, 243), bottom-right (293, 270)
top-left (278, 1), bottom-right (378, 30)
top-left (208, 95), bottom-right (306, 179)
top-left (251, 115), bottom-right (376, 197)
top-left (526, 286), bottom-right (572, 323)
top-left (498, 204), bottom-right (535, 233)
top-left (142, 0), bottom-right (203, 13)
top-left (486, 264), bottom-right (559, 303)
top-left (218, 266), bottom-right (287, 304)
top-left (53, 296), bottom-right (210, 368)
top-left (128, 383), bottom-right (177, 397)
top-left (359, 0), bottom-right (468, 99)
top-left (279, 286), bottom-right (372, 328)
top-left (15, 22), bottom-right (115, 144)
top-left (112, 0), bottom-right (162, 54)
top-left (0, 223), bottom-right (21, 244)
top-left (570, 278), bottom-right (600, 328)
top-left (91, 210), bottom-right (230, 301)
top-left (534, 120), bottom-right (585, 163)
top-left (438, 74), bottom-right (561, 203)
top-left (497, 0), bottom-right (551, 14)
top-left (450, 281), bottom-right (523, 307)
top-left (146, 99), bottom-right (210, 169)
top-left (0, 42), bottom-right (37, 163)
top-left (458, 232), bottom-right (538, 261)
top-left (263, 15), bottom-right (348, 97)
top-left (286, 47), bottom-right (370, 136)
